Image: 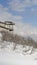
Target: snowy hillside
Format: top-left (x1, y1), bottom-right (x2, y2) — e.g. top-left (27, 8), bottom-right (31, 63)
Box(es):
top-left (0, 41), bottom-right (37, 65)
top-left (0, 32), bottom-right (37, 65)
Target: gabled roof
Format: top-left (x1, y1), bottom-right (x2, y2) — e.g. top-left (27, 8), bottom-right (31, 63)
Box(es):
top-left (5, 21), bottom-right (15, 25)
top-left (0, 21), bottom-right (15, 25)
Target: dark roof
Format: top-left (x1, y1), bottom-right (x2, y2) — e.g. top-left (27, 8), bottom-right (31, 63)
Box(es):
top-left (5, 21), bottom-right (15, 25)
top-left (0, 21), bottom-right (15, 25)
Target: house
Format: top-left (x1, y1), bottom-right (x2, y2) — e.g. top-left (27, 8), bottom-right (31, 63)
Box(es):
top-left (0, 21), bottom-right (15, 31)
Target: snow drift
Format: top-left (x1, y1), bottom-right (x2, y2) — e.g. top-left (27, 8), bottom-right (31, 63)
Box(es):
top-left (0, 31), bottom-right (37, 65)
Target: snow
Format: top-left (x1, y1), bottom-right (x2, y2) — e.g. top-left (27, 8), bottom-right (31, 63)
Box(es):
top-left (0, 41), bottom-right (37, 65)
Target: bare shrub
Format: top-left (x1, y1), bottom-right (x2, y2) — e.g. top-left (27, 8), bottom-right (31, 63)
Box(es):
top-left (1, 31), bottom-right (37, 54)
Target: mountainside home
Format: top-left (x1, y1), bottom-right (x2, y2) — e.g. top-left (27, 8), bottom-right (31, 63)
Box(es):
top-left (0, 21), bottom-right (15, 32)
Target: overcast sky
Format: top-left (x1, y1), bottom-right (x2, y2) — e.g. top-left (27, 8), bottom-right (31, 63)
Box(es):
top-left (0, 0), bottom-right (37, 38)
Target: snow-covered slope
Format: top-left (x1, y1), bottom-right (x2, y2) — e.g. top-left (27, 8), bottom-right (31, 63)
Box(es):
top-left (0, 32), bottom-right (37, 65)
top-left (0, 41), bottom-right (37, 65)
